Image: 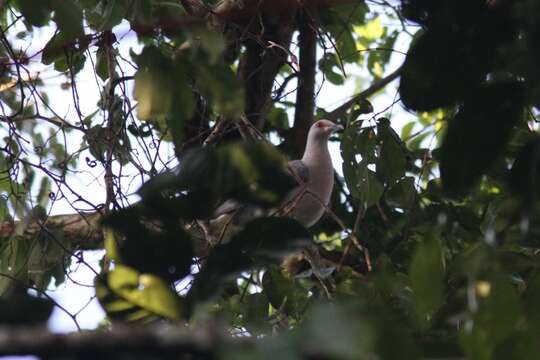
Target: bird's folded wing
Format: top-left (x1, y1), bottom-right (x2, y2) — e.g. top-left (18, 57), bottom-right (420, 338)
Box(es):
top-left (213, 198), bottom-right (243, 217)
top-left (287, 159), bottom-right (309, 183)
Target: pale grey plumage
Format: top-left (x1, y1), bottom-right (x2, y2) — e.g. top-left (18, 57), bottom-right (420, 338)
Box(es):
top-left (286, 119), bottom-right (342, 227)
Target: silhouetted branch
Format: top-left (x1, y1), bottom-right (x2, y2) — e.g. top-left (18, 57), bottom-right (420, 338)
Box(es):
top-left (0, 324), bottom-right (230, 358)
top-left (290, 6), bottom-right (318, 158)
top-left (325, 66), bottom-right (402, 122)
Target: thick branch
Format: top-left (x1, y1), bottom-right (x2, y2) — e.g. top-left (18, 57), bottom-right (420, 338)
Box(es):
top-left (1, 212), bottom-right (102, 251)
top-left (289, 7), bottom-right (318, 158)
top-left (0, 322), bottom-right (355, 358)
top-left (212, 0), bottom-right (359, 21)
top-left (237, 15), bottom-right (295, 129)
top-left (0, 324), bottom-right (236, 357)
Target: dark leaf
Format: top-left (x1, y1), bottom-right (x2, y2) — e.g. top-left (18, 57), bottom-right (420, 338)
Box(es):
top-left (133, 46), bottom-right (194, 148)
top-left (409, 233), bottom-right (443, 323)
top-left (53, 0), bottom-right (84, 39)
top-left (400, 29), bottom-right (493, 111)
top-left (341, 126), bottom-right (384, 206)
top-left (377, 120), bottom-right (407, 184)
top-left (509, 137), bottom-right (540, 205)
top-left (95, 46), bottom-right (109, 81)
top-left (0, 293), bottom-right (53, 325)
top-left (386, 176), bottom-right (416, 209)
top-left (262, 268), bottom-right (309, 319)
top-left (41, 34), bottom-right (68, 65)
top-left (242, 292), bottom-right (271, 334)
top-left (17, 0), bottom-right (52, 26)
top-left (189, 217), bottom-right (310, 302)
top-left (102, 207), bottom-right (194, 281)
top-left (440, 82), bottom-right (525, 197)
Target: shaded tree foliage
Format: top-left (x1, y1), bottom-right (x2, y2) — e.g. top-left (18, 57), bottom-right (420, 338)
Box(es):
top-left (0, 0), bottom-right (540, 359)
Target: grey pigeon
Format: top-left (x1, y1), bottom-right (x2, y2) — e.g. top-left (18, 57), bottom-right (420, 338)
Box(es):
top-left (198, 119), bottom-right (344, 244)
top-left (283, 119), bottom-right (343, 226)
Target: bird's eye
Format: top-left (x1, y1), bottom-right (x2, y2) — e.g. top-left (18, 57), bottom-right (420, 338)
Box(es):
top-left (316, 122), bottom-right (325, 128)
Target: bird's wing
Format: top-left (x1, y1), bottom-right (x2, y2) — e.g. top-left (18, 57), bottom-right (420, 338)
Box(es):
top-left (287, 159), bottom-right (310, 183)
top-left (278, 159), bottom-right (310, 213)
top-left (213, 198), bottom-right (243, 217)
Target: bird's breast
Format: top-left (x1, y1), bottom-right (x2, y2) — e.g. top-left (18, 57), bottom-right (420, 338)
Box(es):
top-left (290, 154), bottom-right (334, 227)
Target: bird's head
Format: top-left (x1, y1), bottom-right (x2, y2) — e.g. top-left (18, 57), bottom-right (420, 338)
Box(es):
top-left (308, 119), bottom-right (344, 141)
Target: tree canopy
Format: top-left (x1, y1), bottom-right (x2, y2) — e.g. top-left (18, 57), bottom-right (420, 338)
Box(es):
top-left (1, 0), bottom-right (540, 359)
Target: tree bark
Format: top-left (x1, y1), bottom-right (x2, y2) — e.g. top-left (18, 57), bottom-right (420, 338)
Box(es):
top-left (0, 324), bottom-right (232, 357)
top-left (237, 14), bottom-right (295, 129)
top-left (212, 0), bottom-right (360, 21)
top-left (289, 6), bottom-right (318, 158)
top-left (1, 212), bottom-right (103, 251)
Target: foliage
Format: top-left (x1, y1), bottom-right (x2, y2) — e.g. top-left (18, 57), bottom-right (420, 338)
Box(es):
top-left (0, 0), bottom-right (539, 359)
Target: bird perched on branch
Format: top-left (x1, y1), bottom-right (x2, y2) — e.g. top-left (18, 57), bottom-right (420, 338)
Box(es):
top-left (284, 119), bottom-right (344, 226)
top-left (199, 119), bottom-right (344, 245)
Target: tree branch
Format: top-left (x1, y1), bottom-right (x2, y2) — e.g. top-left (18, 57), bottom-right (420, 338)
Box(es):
top-left (212, 0), bottom-right (360, 22)
top-left (1, 212), bottom-right (103, 251)
top-left (289, 6), bottom-right (318, 158)
top-left (237, 15), bottom-right (295, 130)
top-left (325, 66), bottom-right (402, 122)
top-left (0, 324), bottom-right (230, 357)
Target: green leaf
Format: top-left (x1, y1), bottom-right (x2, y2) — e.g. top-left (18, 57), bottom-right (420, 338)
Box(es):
top-left (0, 197), bottom-right (8, 221)
top-left (102, 207), bottom-right (194, 281)
top-left (84, 125), bottom-right (108, 161)
top-left (95, 265), bottom-right (185, 322)
top-left (0, 293), bottom-right (53, 325)
top-left (27, 229), bottom-right (71, 291)
top-left (267, 107), bottom-right (290, 130)
top-left (377, 120), bottom-right (407, 184)
top-left (41, 34), bottom-right (67, 65)
top-left (85, 0), bottom-right (127, 30)
top-left (54, 51), bottom-right (87, 74)
top-left (320, 3), bottom-right (369, 64)
top-left (341, 126), bottom-right (384, 206)
top-left (0, 230), bottom-right (33, 296)
top-left (319, 53), bottom-right (345, 85)
top-left (17, 0), bottom-right (52, 26)
top-left (53, 0), bottom-right (84, 38)
top-left (95, 46), bottom-right (109, 81)
top-left (355, 128), bottom-right (378, 163)
top-left (386, 176), bottom-right (416, 208)
top-left (133, 46), bottom-right (194, 144)
top-left (460, 276), bottom-right (520, 359)
top-left (343, 159), bottom-right (383, 207)
top-left (409, 233), bottom-right (443, 323)
top-left (401, 122), bottom-right (416, 140)
top-left (300, 301), bottom-right (410, 360)
top-left (242, 292), bottom-right (270, 334)
top-left (262, 268), bottom-right (309, 319)
top-left (440, 82), bottom-right (525, 197)
top-left (193, 60), bottom-right (244, 118)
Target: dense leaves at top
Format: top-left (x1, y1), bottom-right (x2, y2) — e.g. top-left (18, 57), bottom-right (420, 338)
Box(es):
top-left (0, 0), bottom-right (540, 359)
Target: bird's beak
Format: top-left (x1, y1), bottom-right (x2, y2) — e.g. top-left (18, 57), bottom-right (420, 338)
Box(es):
top-left (331, 124), bottom-right (345, 133)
